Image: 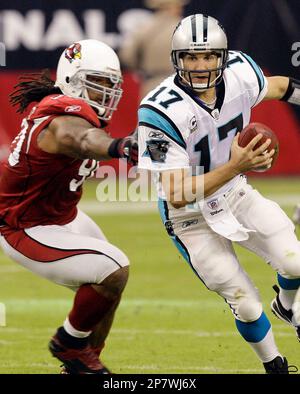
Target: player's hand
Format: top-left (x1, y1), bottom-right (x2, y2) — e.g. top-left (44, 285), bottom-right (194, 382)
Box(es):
top-left (229, 133), bottom-right (275, 174)
top-left (117, 136), bottom-right (138, 165)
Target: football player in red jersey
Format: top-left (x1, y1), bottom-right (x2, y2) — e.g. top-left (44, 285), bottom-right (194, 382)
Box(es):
top-left (0, 39), bottom-right (138, 374)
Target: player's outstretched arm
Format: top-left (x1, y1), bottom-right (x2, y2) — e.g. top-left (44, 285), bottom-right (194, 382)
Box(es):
top-left (161, 134), bottom-right (274, 208)
top-left (264, 76), bottom-right (289, 100)
top-left (264, 76), bottom-right (300, 105)
top-left (38, 115), bottom-right (138, 164)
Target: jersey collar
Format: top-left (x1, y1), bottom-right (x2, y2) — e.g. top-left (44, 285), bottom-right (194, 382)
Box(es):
top-left (174, 75), bottom-right (225, 118)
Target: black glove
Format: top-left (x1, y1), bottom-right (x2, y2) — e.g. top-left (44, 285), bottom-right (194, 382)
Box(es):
top-left (108, 137), bottom-right (138, 165)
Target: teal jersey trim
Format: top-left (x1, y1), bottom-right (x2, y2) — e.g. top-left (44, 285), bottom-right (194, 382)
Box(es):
top-left (157, 198), bottom-right (207, 286)
top-left (240, 52), bottom-right (265, 95)
top-left (139, 105), bottom-right (186, 149)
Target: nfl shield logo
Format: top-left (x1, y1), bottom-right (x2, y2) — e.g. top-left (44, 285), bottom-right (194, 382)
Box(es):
top-left (207, 199), bottom-right (219, 210)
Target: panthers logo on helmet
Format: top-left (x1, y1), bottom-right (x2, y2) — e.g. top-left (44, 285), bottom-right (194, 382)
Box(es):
top-left (65, 43), bottom-right (82, 63)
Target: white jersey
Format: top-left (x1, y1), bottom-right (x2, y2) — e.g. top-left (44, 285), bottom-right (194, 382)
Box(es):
top-left (138, 51), bottom-right (268, 212)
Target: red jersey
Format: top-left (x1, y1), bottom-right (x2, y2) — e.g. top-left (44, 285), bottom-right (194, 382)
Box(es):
top-left (0, 94), bottom-right (101, 232)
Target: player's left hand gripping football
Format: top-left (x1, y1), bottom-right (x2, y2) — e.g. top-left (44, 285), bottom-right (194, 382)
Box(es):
top-left (108, 137), bottom-right (138, 165)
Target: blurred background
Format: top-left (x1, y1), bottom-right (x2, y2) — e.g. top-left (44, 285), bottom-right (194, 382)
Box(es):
top-left (0, 0), bottom-right (299, 174)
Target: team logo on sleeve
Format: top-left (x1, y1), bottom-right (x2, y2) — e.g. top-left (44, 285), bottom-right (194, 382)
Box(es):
top-left (65, 43), bottom-right (82, 63)
top-left (146, 139), bottom-right (170, 163)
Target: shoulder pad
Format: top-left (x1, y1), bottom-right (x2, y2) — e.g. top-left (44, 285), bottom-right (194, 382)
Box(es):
top-left (32, 95), bottom-right (100, 127)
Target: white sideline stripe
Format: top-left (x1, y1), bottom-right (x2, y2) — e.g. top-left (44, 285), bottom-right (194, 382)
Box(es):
top-left (124, 366), bottom-right (262, 373)
top-left (0, 298), bottom-right (222, 315)
top-left (110, 329), bottom-right (295, 338)
top-left (2, 298), bottom-right (300, 313)
top-left (0, 363), bottom-right (262, 372)
top-left (79, 201), bottom-right (158, 214)
top-left (0, 265), bottom-right (26, 273)
top-left (0, 298), bottom-right (239, 308)
top-left (0, 340), bottom-right (12, 345)
top-left (0, 363), bottom-right (57, 369)
top-left (79, 194), bottom-right (299, 214)
top-left (0, 328), bottom-right (294, 338)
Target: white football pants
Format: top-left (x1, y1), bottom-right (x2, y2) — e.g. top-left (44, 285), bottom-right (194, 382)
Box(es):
top-left (0, 209), bottom-right (129, 290)
top-left (167, 179), bottom-right (300, 322)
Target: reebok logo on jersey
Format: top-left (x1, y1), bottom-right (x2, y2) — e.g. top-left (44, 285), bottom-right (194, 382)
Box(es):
top-left (65, 105), bottom-right (81, 113)
top-left (182, 219), bottom-right (198, 228)
top-left (149, 131), bottom-right (164, 139)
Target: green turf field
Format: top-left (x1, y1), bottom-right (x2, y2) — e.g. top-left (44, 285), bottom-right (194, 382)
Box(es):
top-left (0, 177), bottom-right (299, 374)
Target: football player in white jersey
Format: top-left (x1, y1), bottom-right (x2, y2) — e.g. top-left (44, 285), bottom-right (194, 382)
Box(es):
top-left (138, 14), bottom-right (300, 373)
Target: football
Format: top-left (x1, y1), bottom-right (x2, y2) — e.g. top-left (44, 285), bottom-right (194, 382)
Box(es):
top-left (238, 122), bottom-right (279, 172)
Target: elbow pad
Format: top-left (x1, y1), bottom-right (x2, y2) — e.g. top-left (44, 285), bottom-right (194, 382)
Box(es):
top-left (280, 77), bottom-right (300, 105)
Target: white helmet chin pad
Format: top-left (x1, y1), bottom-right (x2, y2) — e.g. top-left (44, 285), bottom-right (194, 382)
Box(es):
top-left (55, 39), bottom-right (123, 121)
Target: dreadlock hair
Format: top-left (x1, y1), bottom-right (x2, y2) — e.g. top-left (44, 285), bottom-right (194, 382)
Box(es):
top-left (9, 69), bottom-right (62, 113)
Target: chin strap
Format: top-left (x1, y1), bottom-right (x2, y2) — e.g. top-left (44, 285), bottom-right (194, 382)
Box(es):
top-left (280, 77), bottom-right (300, 105)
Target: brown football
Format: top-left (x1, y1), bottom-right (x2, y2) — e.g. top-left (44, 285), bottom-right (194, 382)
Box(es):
top-left (238, 122), bottom-right (279, 172)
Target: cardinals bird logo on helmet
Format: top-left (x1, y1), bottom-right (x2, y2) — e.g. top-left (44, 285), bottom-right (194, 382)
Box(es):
top-left (65, 43), bottom-right (82, 63)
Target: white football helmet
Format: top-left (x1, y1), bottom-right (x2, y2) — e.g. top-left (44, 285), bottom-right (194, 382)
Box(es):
top-left (171, 14), bottom-right (228, 91)
top-left (55, 39), bottom-right (123, 121)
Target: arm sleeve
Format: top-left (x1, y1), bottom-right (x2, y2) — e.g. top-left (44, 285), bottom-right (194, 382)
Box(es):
top-left (138, 125), bottom-right (189, 171)
top-left (137, 104), bottom-right (189, 171)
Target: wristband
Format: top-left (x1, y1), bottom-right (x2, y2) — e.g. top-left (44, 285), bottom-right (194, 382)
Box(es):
top-left (108, 138), bottom-right (122, 158)
top-left (280, 77), bottom-right (300, 105)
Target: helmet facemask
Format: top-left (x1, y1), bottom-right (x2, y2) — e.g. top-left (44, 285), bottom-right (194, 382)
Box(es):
top-left (172, 49), bottom-right (228, 91)
top-left (70, 70), bottom-right (123, 121)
